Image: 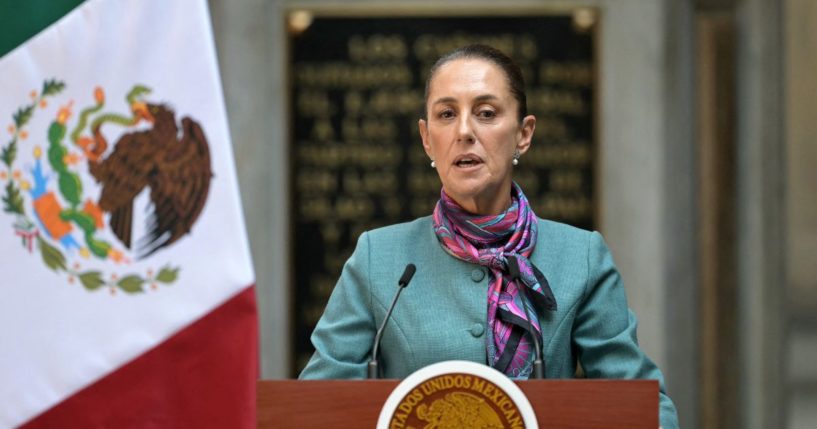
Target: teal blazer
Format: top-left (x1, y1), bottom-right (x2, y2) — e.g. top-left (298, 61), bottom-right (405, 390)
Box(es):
top-left (299, 216), bottom-right (679, 429)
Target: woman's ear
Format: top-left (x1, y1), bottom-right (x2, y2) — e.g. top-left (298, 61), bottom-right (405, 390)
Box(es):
top-left (516, 115), bottom-right (536, 156)
top-left (419, 118), bottom-right (432, 157)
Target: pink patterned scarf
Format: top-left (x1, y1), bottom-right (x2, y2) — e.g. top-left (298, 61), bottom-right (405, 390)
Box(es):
top-left (432, 182), bottom-right (556, 377)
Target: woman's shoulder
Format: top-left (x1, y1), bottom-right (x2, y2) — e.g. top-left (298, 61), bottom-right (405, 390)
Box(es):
top-left (365, 216), bottom-right (434, 244)
top-left (536, 217), bottom-right (594, 242)
top-left (532, 218), bottom-right (600, 268)
top-left (357, 216), bottom-right (453, 281)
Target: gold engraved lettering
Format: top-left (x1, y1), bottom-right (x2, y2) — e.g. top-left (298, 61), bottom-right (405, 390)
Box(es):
top-left (528, 88), bottom-right (587, 115)
top-left (539, 61), bottom-right (593, 86)
top-left (361, 117), bottom-right (397, 140)
top-left (536, 194), bottom-right (593, 220)
top-left (343, 169), bottom-right (363, 193)
top-left (412, 33), bottom-right (539, 62)
top-left (297, 90), bottom-right (335, 116)
top-left (321, 222), bottom-right (341, 245)
top-left (383, 197), bottom-right (403, 218)
top-left (524, 144), bottom-right (591, 167)
top-left (342, 117), bottom-right (397, 143)
top-left (296, 62), bottom-right (412, 88)
top-left (549, 169), bottom-right (584, 191)
top-left (362, 171), bottom-right (398, 195)
top-left (344, 91), bottom-right (363, 116)
top-left (349, 34), bottom-right (408, 63)
top-left (334, 195), bottom-right (374, 220)
top-left (532, 116), bottom-right (568, 139)
top-left (296, 169), bottom-right (338, 193)
top-left (342, 116), bottom-right (361, 141)
top-left (300, 196), bottom-right (331, 220)
top-left (411, 196), bottom-right (438, 218)
top-left (299, 144), bottom-right (403, 167)
top-left (408, 170), bottom-right (441, 193)
top-left (511, 169), bottom-right (539, 194)
top-left (311, 118), bottom-right (336, 142)
top-left (409, 148), bottom-right (430, 165)
top-left (519, 36), bottom-right (538, 60)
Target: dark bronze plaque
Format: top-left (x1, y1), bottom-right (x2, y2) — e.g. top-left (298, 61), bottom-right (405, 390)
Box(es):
top-left (289, 13), bottom-right (597, 374)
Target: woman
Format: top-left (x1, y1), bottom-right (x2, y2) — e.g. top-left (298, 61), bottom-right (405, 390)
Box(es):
top-left (299, 44), bottom-right (679, 428)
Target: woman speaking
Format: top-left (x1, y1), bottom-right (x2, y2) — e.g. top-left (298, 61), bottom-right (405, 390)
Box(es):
top-left (299, 44), bottom-right (679, 429)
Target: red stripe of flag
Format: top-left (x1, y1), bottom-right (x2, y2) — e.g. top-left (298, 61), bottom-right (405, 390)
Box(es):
top-left (21, 286), bottom-right (259, 429)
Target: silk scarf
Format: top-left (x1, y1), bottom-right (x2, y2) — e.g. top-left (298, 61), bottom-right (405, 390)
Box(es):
top-left (432, 182), bottom-right (555, 377)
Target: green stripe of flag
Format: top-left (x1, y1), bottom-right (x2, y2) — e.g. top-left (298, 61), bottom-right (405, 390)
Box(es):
top-left (0, 0), bottom-right (85, 58)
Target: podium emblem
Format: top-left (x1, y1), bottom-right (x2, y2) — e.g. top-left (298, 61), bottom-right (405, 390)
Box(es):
top-left (377, 360), bottom-right (538, 429)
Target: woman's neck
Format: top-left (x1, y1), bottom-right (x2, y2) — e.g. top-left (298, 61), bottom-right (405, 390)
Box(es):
top-left (447, 183), bottom-right (513, 216)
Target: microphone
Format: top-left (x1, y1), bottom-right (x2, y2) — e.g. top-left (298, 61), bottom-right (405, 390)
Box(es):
top-left (507, 255), bottom-right (545, 379)
top-left (368, 263), bottom-right (416, 379)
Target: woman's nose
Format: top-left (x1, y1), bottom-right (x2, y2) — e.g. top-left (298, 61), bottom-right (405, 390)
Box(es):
top-left (456, 115), bottom-right (475, 143)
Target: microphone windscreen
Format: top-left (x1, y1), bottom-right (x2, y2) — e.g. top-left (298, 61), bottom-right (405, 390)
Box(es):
top-left (399, 263), bottom-right (416, 287)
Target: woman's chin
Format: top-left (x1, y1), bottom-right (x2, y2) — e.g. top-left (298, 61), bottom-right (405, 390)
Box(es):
top-left (443, 180), bottom-right (508, 207)
top-left (445, 183), bottom-right (486, 200)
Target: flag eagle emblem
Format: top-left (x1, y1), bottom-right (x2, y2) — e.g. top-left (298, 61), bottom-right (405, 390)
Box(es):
top-left (2, 80), bottom-right (213, 294)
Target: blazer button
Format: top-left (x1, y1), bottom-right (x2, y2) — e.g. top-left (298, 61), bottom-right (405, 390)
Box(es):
top-left (470, 268), bottom-right (485, 282)
top-left (470, 323), bottom-right (485, 337)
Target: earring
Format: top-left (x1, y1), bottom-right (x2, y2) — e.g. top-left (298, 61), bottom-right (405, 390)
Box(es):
top-left (512, 151), bottom-right (520, 166)
top-left (430, 160), bottom-right (436, 168)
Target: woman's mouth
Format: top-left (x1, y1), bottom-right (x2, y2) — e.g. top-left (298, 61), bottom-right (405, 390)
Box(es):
top-left (453, 154), bottom-right (484, 169)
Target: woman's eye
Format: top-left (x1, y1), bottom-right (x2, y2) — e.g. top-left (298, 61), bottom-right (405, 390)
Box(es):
top-left (477, 109), bottom-right (496, 119)
top-left (438, 110), bottom-right (455, 119)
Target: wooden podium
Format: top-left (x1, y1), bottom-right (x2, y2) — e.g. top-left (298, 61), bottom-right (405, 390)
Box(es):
top-left (257, 379), bottom-right (658, 428)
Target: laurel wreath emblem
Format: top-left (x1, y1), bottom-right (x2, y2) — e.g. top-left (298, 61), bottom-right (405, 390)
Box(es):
top-left (2, 79), bottom-right (180, 295)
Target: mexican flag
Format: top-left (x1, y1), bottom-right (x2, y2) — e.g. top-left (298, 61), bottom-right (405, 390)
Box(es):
top-left (0, 0), bottom-right (258, 427)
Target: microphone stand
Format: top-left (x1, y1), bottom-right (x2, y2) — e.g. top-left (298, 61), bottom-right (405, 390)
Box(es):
top-left (368, 264), bottom-right (416, 379)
